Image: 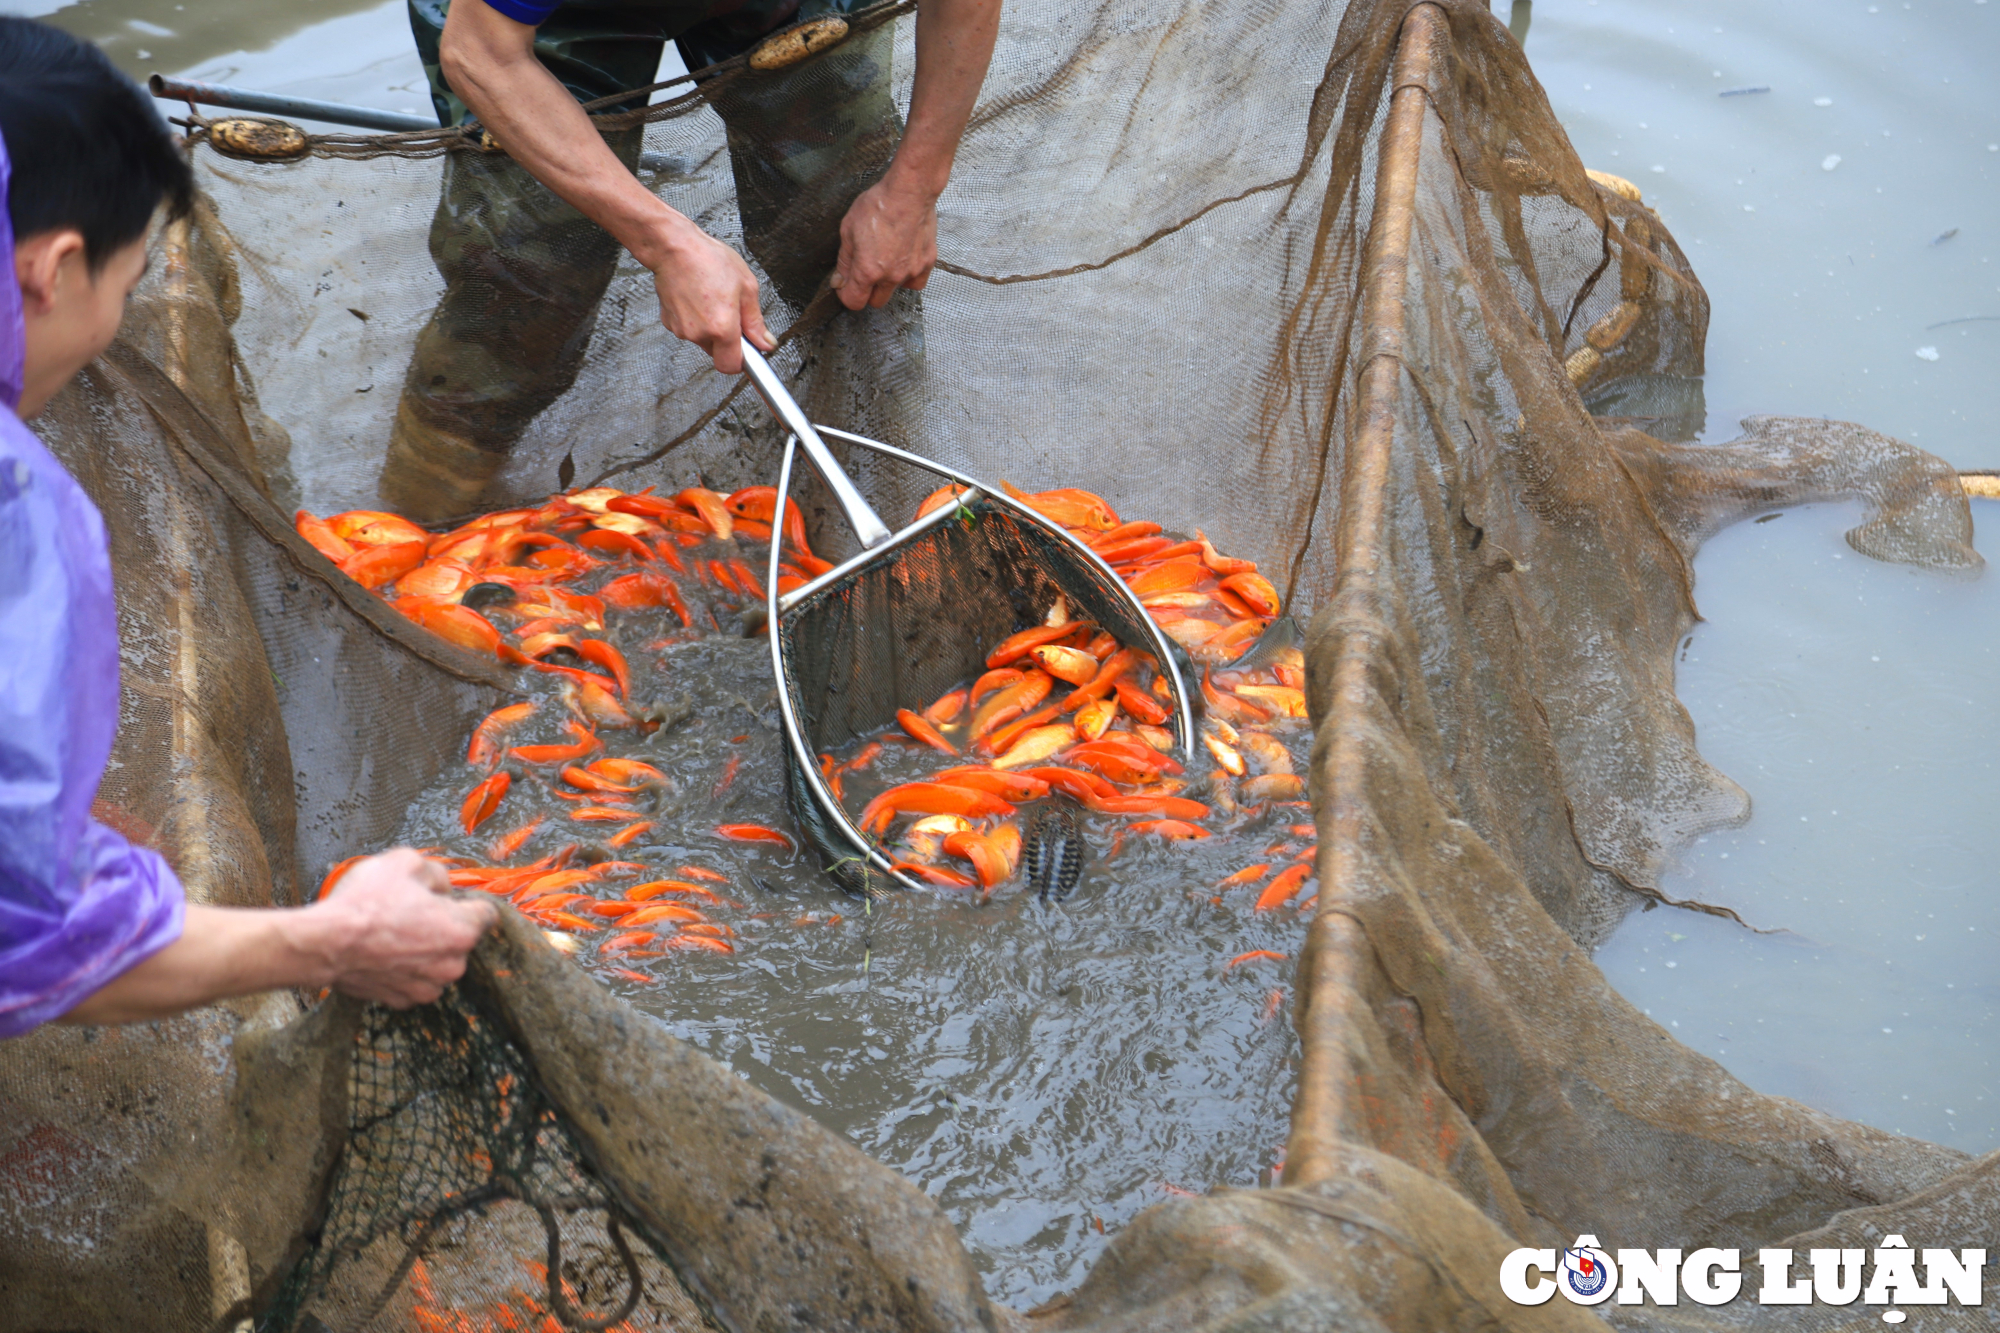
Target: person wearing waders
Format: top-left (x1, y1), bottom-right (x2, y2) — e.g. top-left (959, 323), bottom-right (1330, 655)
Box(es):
top-left (379, 0), bottom-right (1002, 521)
top-left (0, 19), bottom-right (494, 1037)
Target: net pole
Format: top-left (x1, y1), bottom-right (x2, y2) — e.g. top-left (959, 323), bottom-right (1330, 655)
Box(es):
top-left (1283, 0), bottom-right (1441, 1189)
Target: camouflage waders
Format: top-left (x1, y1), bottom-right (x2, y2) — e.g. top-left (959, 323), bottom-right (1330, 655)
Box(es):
top-left (383, 0), bottom-right (901, 520)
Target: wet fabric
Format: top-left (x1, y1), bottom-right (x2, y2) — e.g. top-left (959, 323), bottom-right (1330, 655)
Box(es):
top-left (385, 0), bottom-right (897, 521)
top-left (0, 129), bottom-right (185, 1039)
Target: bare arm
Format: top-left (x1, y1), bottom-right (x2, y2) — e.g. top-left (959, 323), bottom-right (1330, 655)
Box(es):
top-left (835, 0), bottom-right (1002, 309)
top-left (59, 850), bottom-right (494, 1024)
top-left (439, 0), bottom-right (774, 373)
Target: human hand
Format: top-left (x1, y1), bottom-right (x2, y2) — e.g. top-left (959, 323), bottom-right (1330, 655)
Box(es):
top-left (832, 177), bottom-right (940, 311)
top-left (317, 848), bottom-right (494, 1007)
top-left (650, 221), bottom-right (776, 374)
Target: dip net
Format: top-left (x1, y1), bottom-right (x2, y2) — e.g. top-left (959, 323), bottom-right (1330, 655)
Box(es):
top-left (6, 0), bottom-right (1996, 1328)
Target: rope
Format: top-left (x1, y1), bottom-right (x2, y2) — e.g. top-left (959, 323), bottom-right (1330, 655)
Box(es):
top-left (176, 0), bottom-right (918, 164)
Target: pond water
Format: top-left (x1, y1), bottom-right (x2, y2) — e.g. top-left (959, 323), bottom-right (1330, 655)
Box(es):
top-left (1530, 0), bottom-right (2000, 1159)
top-left (17, 0), bottom-right (2000, 1291)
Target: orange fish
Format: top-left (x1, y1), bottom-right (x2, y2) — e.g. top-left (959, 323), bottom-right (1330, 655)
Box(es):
top-left (1019, 766), bottom-right (1118, 804)
top-left (896, 708), bottom-right (958, 755)
top-left (969, 668), bottom-right (1024, 707)
top-left (1074, 696), bottom-right (1118, 741)
top-left (342, 539), bottom-right (428, 591)
top-left (891, 861), bottom-right (978, 889)
top-left (562, 765), bottom-right (638, 795)
top-left (403, 600), bottom-right (509, 658)
top-left (857, 783), bottom-right (1015, 836)
top-left (1092, 794), bottom-right (1210, 820)
top-left (914, 483), bottom-right (971, 520)
top-left (628, 880), bottom-right (728, 905)
top-left (1112, 679), bottom-right (1170, 724)
top-left (930, 767), bottom-right (1051, 802)
top-left (1205, 618), bottom-right (1266, 659)
top-left (590, 757), bottom-right (668, 786)
top-left (677, 487), bottom-right (734, 539)
top-left (1088, 520), bottom-right (1164, 548)
top-left (569, 805), bottom-right (638, 823)
top-left (564, 676), bottom-right (639, 729)
top-left (986, 624), bottom-right (1085, 670)
top-left (729, 558), bottom-right (765, 597)
top-left (1201, 666), bottom-right (1271, 723)
top-left (970, 669), bottom-right (1055, 740)
top-left (1125, 561), bottom-right (1208, 598)
top-left (326, 509), bottom-right (429, 547)
top-left (622, 902), bottom-right (708, 927)
top-left (295, 510), bottom-right (356, 563)
top-left (1000, 482), bottom-right (1118, 532)
top-left (575, 639), bottom-right (630, 697)
top-left (664, 934), bottom-right (735, 954)
top-left (398, 559), bottom-right (480, 602)
top-left (460, 772), bottom-right (510, 833)
top-left (607, 820), bottom-right (654, 848)
top-left (576, 529), bottom-right (654, 562)
top-left (1197, 532), bottom-right (1257, 576)
top-left (487, 816), bottom-right (544, 861)
top-left (1253, 864), bottom-right (1313, 911)
top-left (510, 721), bottom-right (602, 765)
top-left (604, 493), bottom-right (688, 521)
top-left (839, 741), bottom-right (884, 775)
top-left (1226, 950), bottom-right (1287, 968)
top-left (539, 910), bottom-right (603, 932)
top-left (1059, 648), bottom-right (1136, 714)
top-left (1031, 645), bottom-right (1099, 686)
top-left (1128, 819), bottom-right (1208, 840)
top-left (675, 865), bottom-right (730, 883)
top-left (468, 701), bottom-right (537, 767)
top-left (519, 631), bottom-right (580, 659)
top-left (1217, 864), bottom-right (1272, 888)
top-left (717, 823), bottom-right (793, 848)
top-left (1063, 741), bottom-right (1162, 786)
top-left (923, 688), bottom-right (969, 724)
top-left (942, 830), bottom-right (1012, 888)
top-left (1219, 572), bottom-right (1281, 617)
top-left (1092, 535), bottom-right (1174, 564)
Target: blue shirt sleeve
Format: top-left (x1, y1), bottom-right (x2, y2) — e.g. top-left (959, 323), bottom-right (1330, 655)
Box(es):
top-left (477, 0), bottom-right (564, 26)
top-left (0, 409), bottom-right (185, 1038)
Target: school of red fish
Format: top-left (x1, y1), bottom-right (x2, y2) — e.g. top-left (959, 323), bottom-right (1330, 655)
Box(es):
top-left (296, 479), bottom-right (1320, 975)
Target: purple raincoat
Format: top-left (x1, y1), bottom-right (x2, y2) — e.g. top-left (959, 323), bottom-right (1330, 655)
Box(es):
top-left (0, 127), bottom-right (186, 1037)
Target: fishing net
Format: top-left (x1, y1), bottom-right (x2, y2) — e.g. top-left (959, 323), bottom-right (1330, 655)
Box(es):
top-left (7, 0), bottom-right (1998, 1327)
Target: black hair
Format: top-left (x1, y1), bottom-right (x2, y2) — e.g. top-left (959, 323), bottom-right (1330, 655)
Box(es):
top-left (0, 17), bottom-right (194, 269)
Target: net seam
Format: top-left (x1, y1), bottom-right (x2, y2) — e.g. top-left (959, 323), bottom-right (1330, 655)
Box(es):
top-left (101, 341), bottom-right (523, 692)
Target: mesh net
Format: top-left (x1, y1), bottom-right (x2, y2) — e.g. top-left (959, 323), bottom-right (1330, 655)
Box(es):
top-left (773, 480), bottom-right (1195, 893)
top-left (8, 0), bottom-right (1999, 1328)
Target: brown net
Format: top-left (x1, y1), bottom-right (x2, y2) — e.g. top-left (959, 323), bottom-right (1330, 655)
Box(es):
top-left (6, 0), bottom-right (1996, 1328)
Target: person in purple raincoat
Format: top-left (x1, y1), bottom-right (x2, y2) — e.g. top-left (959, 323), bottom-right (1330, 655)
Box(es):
top-left (0, 18), bottom-right (493, 1037)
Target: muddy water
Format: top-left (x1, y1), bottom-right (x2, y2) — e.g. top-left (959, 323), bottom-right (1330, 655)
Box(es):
top-left (1594, 505), bottom-right (2000, 1154)
top-left (1530, 2), bottom-right (2000, 1157)
top-left (394, 606), bottom-right (1313, 1306)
